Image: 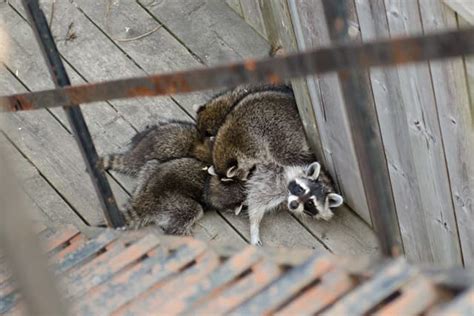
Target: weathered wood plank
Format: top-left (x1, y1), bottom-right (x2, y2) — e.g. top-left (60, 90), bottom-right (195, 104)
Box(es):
top-left (444, 0), bottom-right (474, 24)
top-left (225, 0), bottom-right (243, 17)
top-left (419, 0), bottom-right (474, 266)
top-left (2, 4), bottom-right (138, 193)
top-left (1, 6), bottom-right (130, 225)
top-left (239, 0), bottom-right (268, 38)
top-left (0, 74), bottom-right (125, 225)
top-left (297, 205), bottom-right (378, 257)
top-left (137, 0), bottom-right (270, 65)
top-left (287, 0), bottom-right (371, 224)
top-left (367, 0), bottom-right (463, 265)
top-left (458, 16), bottom-right (474, 128)
top-left (67, 1), bottom-right (209, 119)
top-left (222, 210), bottom-right (328, 251)
top-left (69, 0), bottom-right (208, 117)
top-left (10, 0), bottom-right (193, 129)
top-left (0, 131), bottom-right (53, 225)
top-left (0, 133), bottom-right (86, 229)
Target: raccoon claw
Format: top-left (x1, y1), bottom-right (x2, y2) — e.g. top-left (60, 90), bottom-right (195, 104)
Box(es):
top-left (234, 204), bottom-right (243, 216)
top-left (251, 237), bottom-right (263, 247)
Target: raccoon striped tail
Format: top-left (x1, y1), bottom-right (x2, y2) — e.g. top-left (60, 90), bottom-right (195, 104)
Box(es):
top-left (98, 154), bottom-right (136, 175)
top-left (122, 204), bottom-right (151, 230)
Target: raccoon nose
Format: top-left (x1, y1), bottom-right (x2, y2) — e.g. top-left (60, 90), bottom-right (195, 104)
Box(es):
top-left (289, 200), bottom-right (299, 210)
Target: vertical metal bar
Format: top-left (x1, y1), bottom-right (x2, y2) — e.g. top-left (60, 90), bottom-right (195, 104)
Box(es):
top-left (321, 0), bottom-right (403, 256)
top-left (21, 0), bottom-right (124, 228)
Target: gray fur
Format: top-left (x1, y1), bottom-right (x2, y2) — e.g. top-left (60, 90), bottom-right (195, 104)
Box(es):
top-left (203, 175), bottom-right (246, 212)
top-left (124, 158), bottom-right (207, 235)
top-left (99, 120), bottom-right (212, 176)
top-left (124, 158), bottom-right (246, 235)
top-left (196, 83), bottom-right (294, 139)
top-left (212, 91), bottom-right (314, 180)
top-left (245, 162), bottom-right (343, 246)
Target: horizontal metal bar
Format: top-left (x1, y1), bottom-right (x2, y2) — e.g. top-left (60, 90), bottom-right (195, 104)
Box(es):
top-left (1, 27), bottom-right (473, 112)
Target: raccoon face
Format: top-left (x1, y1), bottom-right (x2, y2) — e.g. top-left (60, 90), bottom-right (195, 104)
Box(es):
top-left (286, 162), bottom-right (343, 220)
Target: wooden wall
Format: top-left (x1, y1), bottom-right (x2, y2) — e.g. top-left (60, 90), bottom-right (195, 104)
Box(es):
top-left (227, 0), bottom-right (473, 267)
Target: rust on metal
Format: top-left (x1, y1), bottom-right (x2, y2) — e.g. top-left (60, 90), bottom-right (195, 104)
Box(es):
top-left (377, 275), bottom-right (445, 316)
top-left (117, 250), bottom-right (219, 316)
top-left (0, 27), bottom-right (473, 112)
top-left (276, 269), bottom-right (355, 315)
top-left (230, 254), bottom-right (333, 315)
top-left (2, 226), bottom-right (473, 315)
top-left (189, 261), bottom-right (283, 315)
top-left (323, 259), bottom-right (416, 315)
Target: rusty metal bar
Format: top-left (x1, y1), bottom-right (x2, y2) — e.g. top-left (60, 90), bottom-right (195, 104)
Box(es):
top-left (1, 27), bottom-right (474, 112)
top-left (21, 0), bottom-right (125, 228)
top-left (321, 0), bottom-right (402, 257)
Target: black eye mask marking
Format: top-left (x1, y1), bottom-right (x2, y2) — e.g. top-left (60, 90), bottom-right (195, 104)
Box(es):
top-left (304, 198), bottom-right (318, 215)
top-left (288, 181), bottom-right (304, 196)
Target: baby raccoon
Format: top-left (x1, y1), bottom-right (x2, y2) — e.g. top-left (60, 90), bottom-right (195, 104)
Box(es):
top-left (203, 175), bottom-right (246, 214)
top-left (124, 158), bottom-right (207, 234)
top-left (124, 157), bottom-right (246, 234)
top-left (196, 83), bottom-right (294, 139)
top-left (211, 91), bottom-right (314, 181)
top-left (99, 120), bottom-right (212, 176)
top-left (245, 162), bottom-right (343, 246)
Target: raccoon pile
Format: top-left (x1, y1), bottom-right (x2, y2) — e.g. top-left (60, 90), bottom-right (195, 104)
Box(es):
top-left (197, 83), bottom-right (344, 246)
top-left (99, 82), bottom-right (343, 244)
top-left (99, 120), bottom-right (245, 233)
top-left (210, 89), bottom-right (314, 180)
top-left (99, 120), bottom-right (212, 176)
top-left (196, 83), bottom-right (294, 139)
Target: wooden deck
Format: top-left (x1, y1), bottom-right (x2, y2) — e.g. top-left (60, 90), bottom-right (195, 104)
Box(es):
top-left (0, 0), bottom-right (378, 256)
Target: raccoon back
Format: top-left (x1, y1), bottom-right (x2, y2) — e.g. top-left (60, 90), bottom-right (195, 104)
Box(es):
top-left (196, 83), bottom-right (294, 138)
top-left (212, 91), bottom-right (314, 177)
top-left (125, 158), bottom-right (208, 234)
top-left (100, 120), bottom-right (212, 175)
top-left (203, 176), bottom-right (246, 211)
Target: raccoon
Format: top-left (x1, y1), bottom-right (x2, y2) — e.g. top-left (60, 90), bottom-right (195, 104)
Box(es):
top-left (124, 157), bottom-right (247, 234)
top-left (195, 83), bottom-right (294, 139)
top-left (203, 175), bottom-right (246, 213)
top-left (123, 158), bottom-right (208, 234)
top-left (211, 90), bottom-right (314, 181)
top-left (245, 161), bottom-right (343, 246)
top-left (99, 120), bottom-right (212, 176)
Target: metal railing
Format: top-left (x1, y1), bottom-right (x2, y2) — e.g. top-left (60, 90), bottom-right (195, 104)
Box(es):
top-left (1, 0), bottom-right (473, 256)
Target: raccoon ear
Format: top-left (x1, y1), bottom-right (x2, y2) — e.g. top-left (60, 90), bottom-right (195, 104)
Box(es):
top-left (226, 165), bottom-right (238, 178)
top-left (305, 162), bottom-right (321, 180)
top-left (327, 193), bottom-right (343, 208)
top-left (195, 103), bottom-right (206, 113)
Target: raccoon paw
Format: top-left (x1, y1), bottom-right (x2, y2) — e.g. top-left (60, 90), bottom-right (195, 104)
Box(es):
top-left (234, 204), bottom-right (244, 216)
top-left (251, 237), bottom-right (263, 247)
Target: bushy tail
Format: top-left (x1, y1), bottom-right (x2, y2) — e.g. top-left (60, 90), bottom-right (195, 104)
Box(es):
top-left (98, 154), bottom-right (139, 176)
top-left (121, 203), bottom-right (155, 230)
